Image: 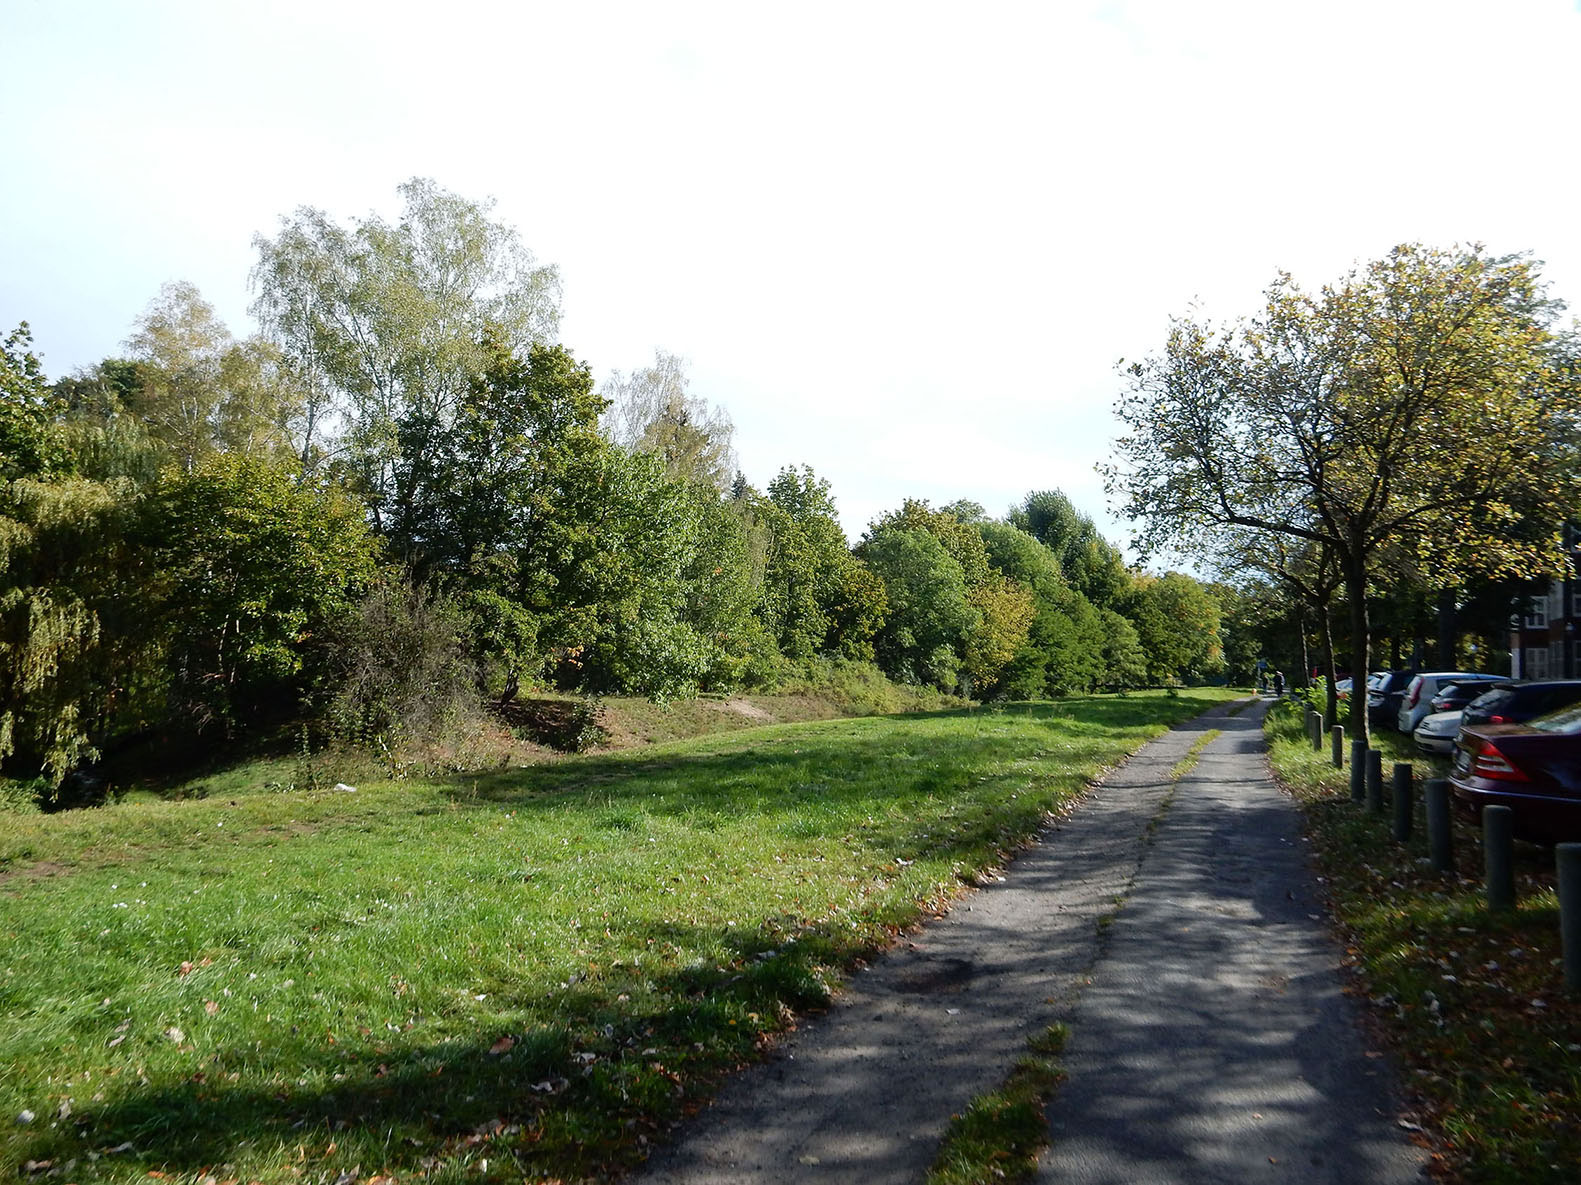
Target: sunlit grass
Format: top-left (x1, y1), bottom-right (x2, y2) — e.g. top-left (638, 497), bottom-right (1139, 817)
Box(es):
top-left (926, 1024), bottom-right (1069, 1185)
top-left (0, 689), bottom-right (1236, 1184)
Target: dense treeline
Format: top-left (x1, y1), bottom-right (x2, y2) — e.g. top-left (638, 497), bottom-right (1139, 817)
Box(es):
top-left (0, 180), bottom-right (1227, 798)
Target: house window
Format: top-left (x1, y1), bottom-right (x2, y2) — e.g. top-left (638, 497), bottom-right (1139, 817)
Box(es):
top-left (1526, 647), bottom-right (1550, 679)
top-left (1525, 601), bottom-right (1548, 629)
top-left (1571, 587), bottom-right (1581, 619)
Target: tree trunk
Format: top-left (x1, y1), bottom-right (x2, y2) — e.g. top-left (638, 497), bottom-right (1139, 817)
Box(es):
top-left (1437, 588), bottom-right (1457, 667)
top-left (1320, 606), bottom-right (1338, 729)
top-left (1346, 553), bottom-right (1371, 746)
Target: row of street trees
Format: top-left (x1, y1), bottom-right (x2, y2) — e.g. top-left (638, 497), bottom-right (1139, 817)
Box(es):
top-left (1108, 244), bottom-right (1581, 739)
top-left (1, 179), bottom-right (1229, 793)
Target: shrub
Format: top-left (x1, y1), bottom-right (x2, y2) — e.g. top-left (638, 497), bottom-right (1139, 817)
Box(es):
top-left (321, 575), bottom-right (488, 772)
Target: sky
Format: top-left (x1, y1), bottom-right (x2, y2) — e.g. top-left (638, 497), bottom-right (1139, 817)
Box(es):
top-left (5, 0), bottom-right (1581, 551)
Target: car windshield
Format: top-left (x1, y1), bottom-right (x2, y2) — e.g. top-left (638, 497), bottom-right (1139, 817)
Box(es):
top-left (1466, 688), bottom-right (1513, 713)
top-left (1528, 702), bottom-right (1581, 734)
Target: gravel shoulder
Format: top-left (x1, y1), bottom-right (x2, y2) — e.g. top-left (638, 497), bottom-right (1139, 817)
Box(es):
top-left (632, 698), bottom-right (1427, 1185)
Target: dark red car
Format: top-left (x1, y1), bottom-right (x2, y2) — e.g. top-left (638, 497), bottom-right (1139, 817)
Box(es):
top-left (1449, 703), bottom-right (1581, 843)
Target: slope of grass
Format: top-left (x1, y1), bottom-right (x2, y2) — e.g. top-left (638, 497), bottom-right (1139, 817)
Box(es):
top-left (1265, 700), bottom-right (1581, 1184)
top-left (1, 690), bottom-right (1236, 1184)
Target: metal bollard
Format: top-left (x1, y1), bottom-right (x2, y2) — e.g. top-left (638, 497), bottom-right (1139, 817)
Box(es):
top-left (1559, 844), bottom-right (1581, 993)
top-left (1365, 749), bottom-right (1383, 813)
top-left (1391, 763), bottom-right (1413, 841)
top-left (1350, 739), bottom-right (1367, 802)
top-left (1484, 804), bottom-right (1516, 912)
top-left (1425, 779), bottom-right (1453, 872)
top-left (1330, 725), bottom-right (1344, 769)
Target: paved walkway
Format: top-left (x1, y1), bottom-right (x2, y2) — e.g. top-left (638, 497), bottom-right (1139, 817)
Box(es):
top-left (633, 699), bottom-right (1427, 1184)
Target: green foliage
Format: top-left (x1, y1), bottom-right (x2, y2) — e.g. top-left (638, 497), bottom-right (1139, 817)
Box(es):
top-left (1008, 489), bottom-right (1128, 607)
top-left (143, 453), bottom-right (379, 733)
top-left (754, 466), bottom-right (884, 664)
top-left (1117, 571), bottom-right (1225, 685)
top-left (601, 349), bottom-right (737, 491)
top-left (1111, 243), bottom-right (1581, 736)
top-left (859, 527), bottom-right (978, 690)
top-left (1, 323), bottom-right (67, 481)
top-left (251, 178), bottom-right (562, 534)
top-left (322, 574), bottom-right (486, 769)
top-left (978, 521), bottom-right (1107, 697)
top-left (1098, 608), bottom-right (1149, 688)
top-left (0, 473), bottom-right (139, 783)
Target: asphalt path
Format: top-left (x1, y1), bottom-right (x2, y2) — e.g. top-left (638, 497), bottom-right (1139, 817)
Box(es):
top-left (632, 698), bottom-right (1428, 1184)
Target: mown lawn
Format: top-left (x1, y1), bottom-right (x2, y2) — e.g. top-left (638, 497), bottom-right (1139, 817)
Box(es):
top-left (1265, 700), bottom-right (1581, 1184)
top-left (1, 689), bottom-right (1235, 1184)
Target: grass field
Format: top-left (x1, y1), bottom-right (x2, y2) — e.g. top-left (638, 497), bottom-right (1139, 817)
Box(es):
top-left (1, 689), bottom-right (1236, 1184)
top-left (1265, 701), bottom-right (1581, 1184)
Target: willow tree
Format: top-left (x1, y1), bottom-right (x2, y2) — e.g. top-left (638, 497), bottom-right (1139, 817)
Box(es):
top-left (1108, 244), bottom-right (1580, 741)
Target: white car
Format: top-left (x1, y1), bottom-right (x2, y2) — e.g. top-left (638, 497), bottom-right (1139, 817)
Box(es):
top-left (1397, 672), bottom-right (1502, 734)
top-left (1412, 708), bottom-right (1462, 754)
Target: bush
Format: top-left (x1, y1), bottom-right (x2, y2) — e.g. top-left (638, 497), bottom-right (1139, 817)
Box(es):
top-left (321, 575), bottom-right (488, 772)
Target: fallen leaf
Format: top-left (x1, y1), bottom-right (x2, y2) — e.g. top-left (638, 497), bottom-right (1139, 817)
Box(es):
top-left (164, 1027), bottom-right (185, 1044)
top-left (488, 1036), bottom-right (515, 1056)
top-left (178, 962), bottom-right (195, 978)
top-left (205, 1001), bottom-right (219, 1016)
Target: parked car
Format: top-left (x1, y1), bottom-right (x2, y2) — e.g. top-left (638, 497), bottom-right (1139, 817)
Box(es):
top-left (1367, 670), bottom-right (1417, 728)
top-left (1430, 678), bottom-right (1509, 714)
top-left (1449, 704), bottom-right (1581, 843)
top-left (1413, 709), bottom-right (1464, 755)
top-left (1461, 680), bottom-right (1581, 728)
top-left (1397, 671), bottom-right (1503, 734)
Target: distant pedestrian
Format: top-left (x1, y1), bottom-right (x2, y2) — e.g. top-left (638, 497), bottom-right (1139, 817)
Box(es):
top-left (1273, 670), bottom-right (1285, 697)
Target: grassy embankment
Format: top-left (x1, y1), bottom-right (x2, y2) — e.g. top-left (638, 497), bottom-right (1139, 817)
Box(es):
top-left (1265, 700), bottom-right (1581, 1184)
top-left (1, 688), bottom-right (1236, 1184)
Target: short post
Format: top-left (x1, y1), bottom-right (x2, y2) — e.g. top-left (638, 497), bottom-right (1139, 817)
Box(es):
top-left (1365, 749), bottom-right (1383, 813)
top-left (1330, 725), bottom-right (1344, 769)
top-left (1425, 778), bottom-right (1453, 872)
top-left (1391, 762), bottom-right (1413, 841)
top-left (1558, 844), bottom-right (1581, 993)
top-left (1308, 710), bottom-right (1321, 751)
top-left (1484, 804), bottom-right (1516, 913)
top-left (1349, 739), bottom-right (1367, 802)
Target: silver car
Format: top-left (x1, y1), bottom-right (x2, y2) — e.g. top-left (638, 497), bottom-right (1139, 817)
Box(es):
top-left (1397, 672), bottom-right (1502, 734)
top-left (1412, 708), bottom-right (1462, 754)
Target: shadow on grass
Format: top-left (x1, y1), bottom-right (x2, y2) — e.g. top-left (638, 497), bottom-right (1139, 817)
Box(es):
top-left (10, 693), bottom-right (1233, 1181)
top-left (13, 914), bottom-right (888, 1182)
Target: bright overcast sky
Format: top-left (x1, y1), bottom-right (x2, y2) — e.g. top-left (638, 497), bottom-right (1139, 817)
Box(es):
top-left (5, 0), bottom-right (1580, 549)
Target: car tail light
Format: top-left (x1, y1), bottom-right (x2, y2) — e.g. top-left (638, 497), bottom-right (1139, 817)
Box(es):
top-left (1471, 740), bottom-right (1530, 782)
top-left (1406, 684), bottom-right (1421, 709)
top-left (1487, 715), bottom-right (1509, 724)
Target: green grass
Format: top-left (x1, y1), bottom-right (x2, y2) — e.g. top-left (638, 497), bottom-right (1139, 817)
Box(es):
top-left (0, 689), bottom-right (1236, 1184)
top-left (1265, 701), bottom-right (1581, 1184)
top-left (926, 1024), bottom-right (1069, 1185)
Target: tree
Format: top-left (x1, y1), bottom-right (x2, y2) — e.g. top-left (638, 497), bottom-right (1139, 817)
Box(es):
top-left (1008, 490), bottom-right (1129, 607)
top-left (250, 178), bottom-right (562, 541)
top-left (143, 453), bottom-right (379, 733)
top-left (1117, 570), bottom-right (1224, 685)
top-left (978, 520), bottom-right (1106, 697)
top-left (859, 528), bottom-right (977, 690)
top-left (1110, 244), bottom-right (1581, 740)
top-left (755, 466), bottom-right (884, 663)
top-left (2, 323), bottom-right (66, 481)
top-left (1, 324), bottom-right (142, 783)
top-left (601, 350), bottom-right (738, 492)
